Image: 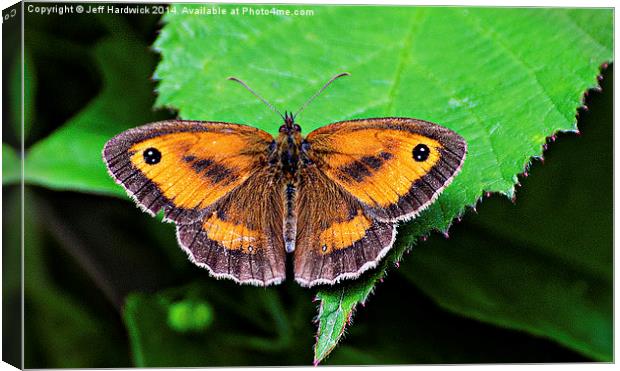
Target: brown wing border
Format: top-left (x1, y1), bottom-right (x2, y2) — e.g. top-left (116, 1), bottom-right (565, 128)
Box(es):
top-left (175, 222), bottom-right (286, 287)
top-left (295, 222), bottom-right (397, 288)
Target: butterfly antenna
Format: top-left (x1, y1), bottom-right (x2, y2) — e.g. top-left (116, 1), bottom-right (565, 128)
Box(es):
top-left (228, 77), bottom-right (285, 120)
top-left (293, 72), bottom-right (350, 119)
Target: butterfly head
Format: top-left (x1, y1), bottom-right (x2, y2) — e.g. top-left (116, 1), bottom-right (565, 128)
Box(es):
top-left (279, 111), bottom-right (302, 134)
top-left (228, 73), bottom-right (350, 135)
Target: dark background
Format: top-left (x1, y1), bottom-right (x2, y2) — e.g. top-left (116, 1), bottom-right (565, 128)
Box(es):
top-left (3, 5), bottom-right (612, 367)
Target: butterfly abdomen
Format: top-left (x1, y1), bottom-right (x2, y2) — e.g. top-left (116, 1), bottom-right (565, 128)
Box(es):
top-left (283, 183), bottom-right (297, 253)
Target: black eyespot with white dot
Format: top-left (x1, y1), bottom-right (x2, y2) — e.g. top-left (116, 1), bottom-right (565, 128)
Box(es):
top-left (143, 147), bottom-right (161, 165)
top-left (412, 144), bottom-right (430, 162)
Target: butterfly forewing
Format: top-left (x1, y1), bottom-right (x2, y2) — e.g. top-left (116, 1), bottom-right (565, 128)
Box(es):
top-left (103, 120), bottom-right (274, 224)
top-left (304, 118), bottom-right (467, 222)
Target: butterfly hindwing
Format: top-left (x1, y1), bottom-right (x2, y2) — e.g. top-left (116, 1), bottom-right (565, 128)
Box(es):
top-left (294, 165), bottom-right (396, 287)
top-left (304, 118), bottom-right (467, 222)
top-left (103, 120), bottom-right (274, 224)
top-left (176, 168), bottom-right (287, 285)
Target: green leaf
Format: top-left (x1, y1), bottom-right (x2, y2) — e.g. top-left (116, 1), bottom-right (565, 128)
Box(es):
top-left (24, 34), bottom-right (166, 195)
top-left (399, 66), bottom-right (613, 361)
top-left (153, 5), bottom-right (612, 363)
top-left (323, 273), bottom-right (592, 364)
top-left (3, 143), bottom-right (20, 185)
top-left (314, 287), bottom-right (369, 364)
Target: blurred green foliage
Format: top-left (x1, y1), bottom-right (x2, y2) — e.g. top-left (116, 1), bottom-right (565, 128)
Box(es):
top-left (166, 299), bottom-right (214, 333)
top-left (2, 143), bottom-right (19, 185)
top-left (24, 34), bottom-right (168, 194)
top-left (2, 4), bottom-right (612, 367)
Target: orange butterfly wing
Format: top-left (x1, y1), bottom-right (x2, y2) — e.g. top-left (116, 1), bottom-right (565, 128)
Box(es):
top-left (304, 118), bottom-right (467, 222)
top-left (103, 120), bottom-right (286, 285)
top-left (293, 118), bottom-right (466, 286)
top-left (103, 120), bottom-right (273, 223)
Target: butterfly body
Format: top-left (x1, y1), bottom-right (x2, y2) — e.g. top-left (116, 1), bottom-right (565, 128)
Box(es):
top-left (103, 115), bottom-right (466, 287)
top-left (262, 111), bottom-right (302, 253)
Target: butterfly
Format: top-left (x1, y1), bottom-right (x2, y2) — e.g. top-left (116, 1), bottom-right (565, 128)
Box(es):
top-left (102, 73), bottom-right (467, 287)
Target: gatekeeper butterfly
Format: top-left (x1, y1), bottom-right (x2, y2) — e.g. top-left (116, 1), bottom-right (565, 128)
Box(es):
top-left (102, 73), bottom-right (467, 287)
